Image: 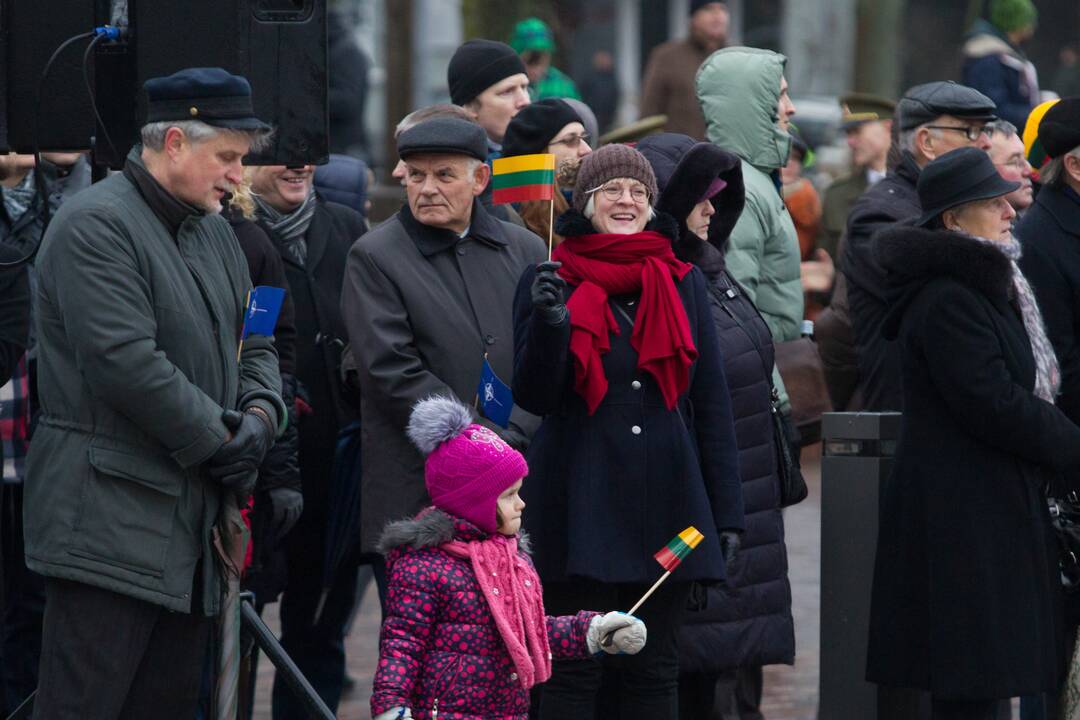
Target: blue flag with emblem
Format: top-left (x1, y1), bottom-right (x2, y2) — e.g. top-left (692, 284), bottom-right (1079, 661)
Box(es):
top-left (241, 286), bottom-right (286, 339)
top-left (477, 355), bottom-right (513, 428)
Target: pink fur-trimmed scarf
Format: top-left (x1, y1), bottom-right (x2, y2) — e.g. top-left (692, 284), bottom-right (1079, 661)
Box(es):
top-left (440, 533), bottom-right (552, 690)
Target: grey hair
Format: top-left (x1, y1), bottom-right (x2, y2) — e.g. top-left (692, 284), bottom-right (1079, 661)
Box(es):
top-left (986, 119), bottom-right (1018, 138)
top-left (1039, 146), bottom-right (1080, 188)
top-left (394, 103), bottom-right (475, 139)
top-left (582, 194), bottom-right (656, 222)
top-left (898, 128), bottom-right (919, 154)
top-left (140, 120), bottom-right (273, 153)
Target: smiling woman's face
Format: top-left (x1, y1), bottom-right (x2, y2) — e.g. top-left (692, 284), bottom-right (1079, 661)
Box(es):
top-left (590, 177), bottom-right (651, 234)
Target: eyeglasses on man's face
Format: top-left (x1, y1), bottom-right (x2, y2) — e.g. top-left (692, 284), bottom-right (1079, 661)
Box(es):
top-left (995, 157), bottom-right (1030, 171)
top-left (549, 133), bottom-right (590, 150)
top-left (593, 182), bottom-right (650, 203)
top-left (925, 124), bottom-right (991, 142)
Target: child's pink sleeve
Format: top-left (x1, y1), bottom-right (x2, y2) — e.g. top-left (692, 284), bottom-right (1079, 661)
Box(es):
top-left (546, 610), bottom-right (599, 659)
top-left (371, 553), bottom-right (438, 717)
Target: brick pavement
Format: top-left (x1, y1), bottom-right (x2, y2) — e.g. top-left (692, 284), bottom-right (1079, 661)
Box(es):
top-left (254, 445), bottom-right (825, 719)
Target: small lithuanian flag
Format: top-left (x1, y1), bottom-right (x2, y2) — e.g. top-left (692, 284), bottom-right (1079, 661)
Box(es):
top-left (654, 526), bottom-right (704, 572)
top-left (491, 153), bottom-right (555, 205)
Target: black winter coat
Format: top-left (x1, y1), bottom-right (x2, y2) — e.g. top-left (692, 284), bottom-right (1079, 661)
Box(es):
top-left (637, 134), bottom-right (794, 670)
top-left (0, 246), bottom-right (29, 388)
top-left (512, 210), bottom-right (743, 584)
top-left (1017, 185), bottom-right (1080, 428)
top-left (865, 225), bottom-right (1080, 700)
top-left (841, 151), bottom-right (922, 412)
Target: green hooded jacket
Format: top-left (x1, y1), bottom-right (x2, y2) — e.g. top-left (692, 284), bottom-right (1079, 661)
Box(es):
top-left (697, 47), bottom-right (804, 409)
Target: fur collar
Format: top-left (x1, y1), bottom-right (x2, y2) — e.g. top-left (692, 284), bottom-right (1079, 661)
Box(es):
top-left (377, 507), bottom-right (532, 555)
top-left (554, 208), bottom-right (681, 244)
top-left (874, 223), bottom-right (1014, 300)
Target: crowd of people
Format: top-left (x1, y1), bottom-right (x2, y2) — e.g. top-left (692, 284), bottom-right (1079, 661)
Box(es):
top-left (2, 0), bottom-right (1080, 719)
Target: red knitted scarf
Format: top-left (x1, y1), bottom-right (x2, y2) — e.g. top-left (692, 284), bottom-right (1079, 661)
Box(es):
top-left (552, 231), bottom-right (697, 414)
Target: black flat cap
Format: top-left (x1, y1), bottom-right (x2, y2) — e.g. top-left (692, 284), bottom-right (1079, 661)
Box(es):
top-left (144, 67), bottom-right (270, 131)
top-left (915, 147), bottom-right (1019, 226)
top-left (397, 118), bottom-right (488, 162)
top-left (897, 81), bottom-right (996, 131)
top-left (447, 40), bottom-right (527, 106)
top-left (502, 99), bottom-right (582, 157)
top-left (1038, 98), bottom-right (1080, 159)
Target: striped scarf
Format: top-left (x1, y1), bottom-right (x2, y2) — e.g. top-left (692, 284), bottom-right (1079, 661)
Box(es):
top-left (978, 235), bottom-right (1061, 403)
top-left (254, 189), bottom-right (317, 266)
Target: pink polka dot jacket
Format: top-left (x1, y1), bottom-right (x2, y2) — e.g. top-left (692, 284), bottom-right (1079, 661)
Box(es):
top-left (371, 508), bottom-right (597, 719)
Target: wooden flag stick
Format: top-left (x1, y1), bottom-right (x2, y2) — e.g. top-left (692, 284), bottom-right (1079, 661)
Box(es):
top-left (236, 289), bottom-right (252, 362)
top-left (547, 194), bottom-right (555, 261)
top-left (601, 570), bottom-right (672, 647)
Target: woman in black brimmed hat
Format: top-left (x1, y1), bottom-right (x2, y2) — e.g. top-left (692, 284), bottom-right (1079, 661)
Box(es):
top-left (865, 147), bottom-right (1080, 718)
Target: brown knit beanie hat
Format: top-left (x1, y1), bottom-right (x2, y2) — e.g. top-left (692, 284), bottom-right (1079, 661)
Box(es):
top-left (572, 143), bottom-right (659, 213)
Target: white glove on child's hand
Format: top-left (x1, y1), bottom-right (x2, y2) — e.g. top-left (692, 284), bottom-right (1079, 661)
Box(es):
top-left (373, 708), bottom-right (412, 720)
top-left (586, 611), bottom-right (648, 655)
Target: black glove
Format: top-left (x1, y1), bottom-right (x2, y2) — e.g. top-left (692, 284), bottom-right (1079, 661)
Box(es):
top-left (207, 409), bottom-right (274, 501)
top-left (262, 486), bottom-right (304, 543)
top-left (719, 530), bottom-right (741, 565)
top-left (531, 261), bottom-right (568, 326)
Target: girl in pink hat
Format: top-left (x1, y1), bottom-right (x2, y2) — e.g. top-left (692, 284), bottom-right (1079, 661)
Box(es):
top-left (371, 396), bottom-right (647, 720)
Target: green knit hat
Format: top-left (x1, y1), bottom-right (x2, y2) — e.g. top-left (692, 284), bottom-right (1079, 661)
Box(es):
top-left (510, 17), bottom-right (555, 54)
top-left (990, 0), bottom-right (1038, 33)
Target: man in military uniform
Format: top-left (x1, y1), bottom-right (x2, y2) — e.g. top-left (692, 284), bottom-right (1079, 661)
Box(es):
top-left (817, 93), bottom-right (895, 261)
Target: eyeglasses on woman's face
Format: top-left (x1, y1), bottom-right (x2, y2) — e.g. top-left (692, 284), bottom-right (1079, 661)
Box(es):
top-left (592, 181), bottom-right (650, 204)
top-left (549, 133), bottom-right (590, 150)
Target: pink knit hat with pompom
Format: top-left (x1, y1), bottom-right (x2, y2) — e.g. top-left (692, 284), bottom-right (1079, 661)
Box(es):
top-left (407, 396), bottom-right (528, 533)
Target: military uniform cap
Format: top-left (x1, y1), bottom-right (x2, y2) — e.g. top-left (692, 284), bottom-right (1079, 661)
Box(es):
top-left (840, 93), bottom-right (896, 129)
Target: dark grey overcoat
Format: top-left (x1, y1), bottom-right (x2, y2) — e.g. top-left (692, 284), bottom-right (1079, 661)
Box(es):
top-left (341, 200), bottom-right (545, 553)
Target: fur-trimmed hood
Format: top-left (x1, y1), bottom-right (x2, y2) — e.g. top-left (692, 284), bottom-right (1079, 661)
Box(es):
top-left (963, 19), bottom-right (1025, 62)
top-left (553, 206), bottom-right (682, 244)
top-left (377, 507), bottom-right (532, 556)
top-left (874, 223), bottom-right (1014, 339)
top-left (636, 133), bottom-right (745, 264)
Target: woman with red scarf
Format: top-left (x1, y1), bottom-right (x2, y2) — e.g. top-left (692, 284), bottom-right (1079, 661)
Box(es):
top-left (512, 144), bottom-right (743, 719)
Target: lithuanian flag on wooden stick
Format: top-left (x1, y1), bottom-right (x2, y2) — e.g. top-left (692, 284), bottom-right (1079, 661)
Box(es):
top-left (491, 153), bottom-right (555, 205)
top-left (601, 526), bottom-right (705, 648)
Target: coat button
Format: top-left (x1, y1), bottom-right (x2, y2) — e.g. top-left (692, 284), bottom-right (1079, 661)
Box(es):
top-left (631, 380), bottom-right (642, 390)
top-left (631, 425), bottom-right (642, 435)
top-left (510, 672), bottom-right (518, 681)
top-left (485, 334), bottom-right (496, 345)
top-left (457, 247), bottom-right (467, 256)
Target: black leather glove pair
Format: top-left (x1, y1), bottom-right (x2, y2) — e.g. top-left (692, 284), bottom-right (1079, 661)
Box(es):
top-left (531, 261), bottom-right (568, 326)
top-left (207, 409), bottom-right (275, 502)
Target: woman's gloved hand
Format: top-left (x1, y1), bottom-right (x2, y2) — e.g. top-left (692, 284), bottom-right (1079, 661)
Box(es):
top-left (531, 261), bottom-right (568, 325)
top-left (586, 611), bottom-right (647, 655)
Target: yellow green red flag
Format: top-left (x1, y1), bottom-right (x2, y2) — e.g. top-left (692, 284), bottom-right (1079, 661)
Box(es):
top-left (653, 526), bottom-right (704, 572)
top-left (492, 153), bottom-right (555, 205)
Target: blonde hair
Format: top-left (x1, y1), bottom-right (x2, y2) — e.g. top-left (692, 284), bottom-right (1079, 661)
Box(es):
top-left (231, 169), bottom-right (258, 220)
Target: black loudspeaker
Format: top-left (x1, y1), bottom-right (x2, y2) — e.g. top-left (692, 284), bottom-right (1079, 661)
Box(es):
top-left (1, 0), bottom-right (327, 166)
top-left (2, 0), bottom-right (96, 152)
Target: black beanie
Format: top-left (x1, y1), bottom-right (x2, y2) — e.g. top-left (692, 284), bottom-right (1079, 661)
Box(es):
top-left (690, 0), bottom-right (726, 15)
top-left (1039, 98), bottom-right (1080, 159)
top-left (447, 39), bottom-right (527, 106)
top-left (501, 99), bottom-right (582, 157)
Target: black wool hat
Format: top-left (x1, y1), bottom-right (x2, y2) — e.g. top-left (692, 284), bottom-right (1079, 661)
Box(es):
top-left (447, 40), bottom-right (527, 106)
top-left (689, 0), bottom-right (727, 15)
top-left (501, 99), bottom-right (582, 158)
top-left (144, 67), bottom-right (270, 131)
top-left (897, 81), bottom-right (996, 131)
top-left (915, 147), bottom-right (1020, 227)
top-left (1038, 98), bottom-right (1080, 159)
top-left (397, 118), bottom-right (489, 162)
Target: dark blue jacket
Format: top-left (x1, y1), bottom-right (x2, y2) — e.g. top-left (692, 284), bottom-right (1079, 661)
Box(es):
top-left (638, 133), bottom-right (794, 671)
top-left (313, 154), bottom-right (369, 219)
top-left (512, 209), bottom-right (743, 584)
top-left (961, 21), bottom-right (1038, 133)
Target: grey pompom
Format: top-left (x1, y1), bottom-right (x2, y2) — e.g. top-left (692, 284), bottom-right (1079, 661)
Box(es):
top-left (406, 396), bottom-right (474, 455)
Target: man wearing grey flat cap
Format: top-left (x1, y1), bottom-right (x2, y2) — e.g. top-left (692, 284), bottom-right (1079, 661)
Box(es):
top-left (837, 80), bottom-right (997, 411)
top-left (341, 118), bottom-right (545, 562)
top-left (25, 67), bottom-right (285, 718)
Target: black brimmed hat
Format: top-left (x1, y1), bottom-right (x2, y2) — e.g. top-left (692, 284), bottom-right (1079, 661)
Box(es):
top-left (144, 67), bottom-right (269, 131)
top-left (915, 147), bottom-right (1020, 227)
top-left (397, 118), bottom-right (489, 162)
top-left (897, 81), bottom-right (996, 131)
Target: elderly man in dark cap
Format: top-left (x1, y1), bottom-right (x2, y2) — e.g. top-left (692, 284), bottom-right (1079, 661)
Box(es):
top-left (1018, 98), bottom-right (1080, 434)
top-left (341, 118), bottom-right (545, 566)
top-left (25, 67), bottom-right (285, 718)
top-left (837, 81), bottom-right (996, 412)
